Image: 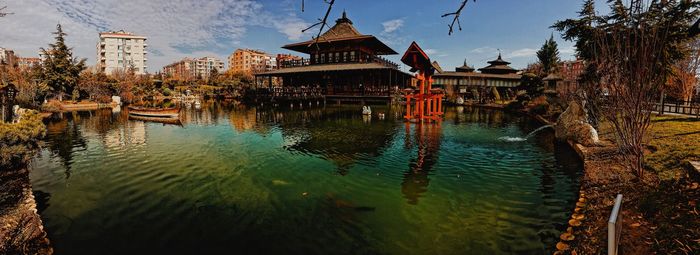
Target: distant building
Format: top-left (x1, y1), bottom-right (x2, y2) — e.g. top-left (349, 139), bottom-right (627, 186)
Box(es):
top-left (275, 54), bottom-right (303, 69)
top-left (0, 48), bottom-right (17, 67)
top-left (542, 59), bottom-right (586, 98)
top-left (163, 58), bottom-right (196, 80)
top-left (97, 30), bottom-right (148, 75)
top-left (163, 56), bottom-right (225, 80)
top-left (228, 49), bottom-right (274, 74)
top-left (433, 55), bottom-right (522, 102)
top-left (17, 57), bottom-right (42, 70)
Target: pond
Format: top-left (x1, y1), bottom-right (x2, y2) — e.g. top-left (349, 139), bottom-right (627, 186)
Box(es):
top-left (29, 101), bottom-right (582, 255)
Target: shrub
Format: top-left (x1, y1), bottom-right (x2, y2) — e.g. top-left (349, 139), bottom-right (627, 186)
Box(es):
top-left (40, 100), bottom-right (62, 112)
top-left (0, 110), bottom-right (46, 170)
top-left (161, 88), bottom-right (172, 97)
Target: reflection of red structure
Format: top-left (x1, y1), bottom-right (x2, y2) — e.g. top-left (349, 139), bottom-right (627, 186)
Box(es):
top-left (401, 42), bottom-right (444, 123)
top-left (401, 121), bottom-right (442, 205)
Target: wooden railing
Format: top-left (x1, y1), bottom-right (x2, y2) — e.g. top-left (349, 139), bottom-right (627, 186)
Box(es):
top-left (278, 56), bottom-right (400, 70)
top-left (253, 87), bottom-right (325, 100)
top-left (654, 100), bottom-right (700, 118)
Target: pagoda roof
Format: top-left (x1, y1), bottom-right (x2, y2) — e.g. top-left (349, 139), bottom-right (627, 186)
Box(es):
top-left (282, 11), bottom-right (397, 55)
top-left (456, 59), bottom-right (475, 72)
top-left (478, 53), bottom-right (518, 74)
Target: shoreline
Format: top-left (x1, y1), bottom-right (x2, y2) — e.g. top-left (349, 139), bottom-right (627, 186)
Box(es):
top-left (0, 167), bottom-right (52, 254)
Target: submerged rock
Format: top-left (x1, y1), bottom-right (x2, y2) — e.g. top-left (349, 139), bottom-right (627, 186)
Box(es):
top-left (555, 101), bottom-right (599, 146)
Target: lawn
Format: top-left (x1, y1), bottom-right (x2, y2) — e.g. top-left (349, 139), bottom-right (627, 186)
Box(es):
top-left (596, 114), bottom-right (700, 180)
top-left (646, 115), bottom-right (700, 180)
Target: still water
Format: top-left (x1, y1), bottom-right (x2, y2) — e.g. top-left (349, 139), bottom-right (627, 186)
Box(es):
top-left (30, 101), bottom-right (581, 255)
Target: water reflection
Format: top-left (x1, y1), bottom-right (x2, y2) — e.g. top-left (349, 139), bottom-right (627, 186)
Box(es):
top-left (31, 101), bottom-right (583, 255)
top-left (401, 122), bottom-right (442, 205)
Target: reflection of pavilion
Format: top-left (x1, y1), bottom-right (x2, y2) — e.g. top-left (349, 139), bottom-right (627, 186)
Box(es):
top-left (248, 107), bottom-right (398, 175)
top-left (401, 123), bottom-right (442, 205)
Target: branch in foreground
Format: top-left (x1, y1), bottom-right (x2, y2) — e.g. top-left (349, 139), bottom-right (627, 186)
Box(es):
top-left (0, 6), bottom-right (12, 17)
top-left (301, 0), bottom-right (335, 48)
top-left (442, 0), bottom-right (475, 35)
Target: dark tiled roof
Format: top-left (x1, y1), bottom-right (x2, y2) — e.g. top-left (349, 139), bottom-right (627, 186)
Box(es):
top-left (282, 12), bottom-right (397, 55)
top-left (456, 59), bottom-right (475, 72)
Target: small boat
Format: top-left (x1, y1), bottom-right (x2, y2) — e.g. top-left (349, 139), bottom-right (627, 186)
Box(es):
top-left (362, 106), bottom-right (372, 115)
top-left (128, 115), bottom-right (182, 126)
top-left (128, 106), bottom-right (180, 118)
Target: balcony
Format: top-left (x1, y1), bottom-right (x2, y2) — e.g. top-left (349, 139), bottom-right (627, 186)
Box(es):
top-left (278, 55), bottom-right (400, 70)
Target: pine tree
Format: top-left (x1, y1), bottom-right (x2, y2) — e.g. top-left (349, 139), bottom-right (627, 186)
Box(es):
top-left (537, 34), bottom-right (560, 75)
top-left (40, 24), bottom-right (86, 101)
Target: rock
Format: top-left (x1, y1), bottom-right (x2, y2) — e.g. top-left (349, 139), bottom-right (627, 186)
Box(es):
top-left (555, 101), bottom-right (600, 146)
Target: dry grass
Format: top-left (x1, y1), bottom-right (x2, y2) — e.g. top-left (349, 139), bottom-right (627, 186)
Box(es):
top-left (597, 114), bottom-right (700, 180)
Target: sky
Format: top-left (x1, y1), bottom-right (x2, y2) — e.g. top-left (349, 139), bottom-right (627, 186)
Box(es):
top-left (0, 0), bottom-right (600, 73)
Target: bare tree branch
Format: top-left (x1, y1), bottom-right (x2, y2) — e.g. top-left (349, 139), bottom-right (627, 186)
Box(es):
top-left (0, 6), bottom-right (13, 17)
top-left (442, 0), bottom-right (475, 35)
top-left (301, 0), bottom-right (335, 49)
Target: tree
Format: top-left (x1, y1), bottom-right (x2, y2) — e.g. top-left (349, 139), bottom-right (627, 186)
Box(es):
top-left (536, 34), bottom-right (560, 75)
top-left (555, 0), bottom-right (700, 176)
top-left (39, 24), bottom-right (86, 101)
top-left (78, 69), bottom-right (109, 101)
top-left (666, 38), bottom-right (700, 102)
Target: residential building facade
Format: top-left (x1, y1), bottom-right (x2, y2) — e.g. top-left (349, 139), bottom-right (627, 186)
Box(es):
top-left (163, 56), bottom-right (225, 80)
top-left (228, 49), bottom-right (275, 74)
top-left (17, 57), bottom-right (42, 70)
top-left (0, 48), bottom-right (16, 67)
top-left (97, 30), bottom-right (148, 75)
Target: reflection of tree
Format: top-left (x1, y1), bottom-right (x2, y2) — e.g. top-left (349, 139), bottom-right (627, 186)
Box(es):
top-left (45, 112), bottom-right (87, 179)
top-left (401, 122), bottom-right (442, 205)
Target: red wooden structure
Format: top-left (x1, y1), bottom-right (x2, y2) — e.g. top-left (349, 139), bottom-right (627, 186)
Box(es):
top-left (400, 42), bottom-right (444, 123)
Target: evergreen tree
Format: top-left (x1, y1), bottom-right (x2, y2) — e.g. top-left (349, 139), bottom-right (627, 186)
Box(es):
top-left (40, 24), bottom-right (86, 101)
top-left (536, 34), bottom-right (560, 75)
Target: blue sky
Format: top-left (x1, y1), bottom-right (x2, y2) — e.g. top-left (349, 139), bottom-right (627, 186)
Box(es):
top-left (0, 0), bottom-right (597, 72)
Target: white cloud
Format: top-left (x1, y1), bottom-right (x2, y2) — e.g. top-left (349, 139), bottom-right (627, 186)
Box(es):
top-left (508, 48), bottom-right (538, 58)
top-left (423, 48), bottom-right (448, 58)
top-left (424, 49), bottom-right (438, 55)
top-left (0, 0), bottom-right (310, 72)
top-left (381, 19), bottom-right (404, 34)
top-left (470, 46), bottom-right (497, 54)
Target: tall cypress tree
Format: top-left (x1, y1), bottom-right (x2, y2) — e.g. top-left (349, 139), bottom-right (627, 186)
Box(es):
top-left (40, 24), bottom-right (86, 101)
top-left (537, 34), bottom-right (561, 75)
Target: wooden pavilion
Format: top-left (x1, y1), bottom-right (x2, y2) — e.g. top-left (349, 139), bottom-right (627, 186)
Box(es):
top-left (254, 11), bottom-right (414, 104)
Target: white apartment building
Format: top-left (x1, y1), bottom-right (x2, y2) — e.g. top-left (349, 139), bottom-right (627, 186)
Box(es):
top-left (195, 56), bottom-right (225, 78)
top-left (97, 30), bottom-right (148, 75)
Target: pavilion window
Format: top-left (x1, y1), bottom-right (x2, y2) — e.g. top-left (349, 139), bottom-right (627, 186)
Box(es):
top-left (335, 52), bottom-right (340, 63)
top-left (343, 52), bottom-right (348, 62)
top-left (350, 51), bottom-right (356, 62)
top-left (321, 53), bottom-right (326, 64)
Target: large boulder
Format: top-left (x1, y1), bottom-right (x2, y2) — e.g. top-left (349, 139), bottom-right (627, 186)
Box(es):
top-left (555, 101), bottom-right (599, 146)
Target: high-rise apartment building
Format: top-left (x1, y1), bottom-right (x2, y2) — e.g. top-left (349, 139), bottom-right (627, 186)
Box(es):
top-left (0, 47), bottom-right (16, 66)
top-left (163, 57), bottom-right (225, 80)
top-left (97, 30), bottom-right (148, 75)
top-left (228, 49), bottom-right (275, 74)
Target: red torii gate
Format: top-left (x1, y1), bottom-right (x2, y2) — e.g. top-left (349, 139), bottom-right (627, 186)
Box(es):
top-left (401, 42), bottom-right (444, 123)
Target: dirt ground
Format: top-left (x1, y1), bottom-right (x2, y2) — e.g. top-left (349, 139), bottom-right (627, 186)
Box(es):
top-left (560, 139), bottom-right (699, 255)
